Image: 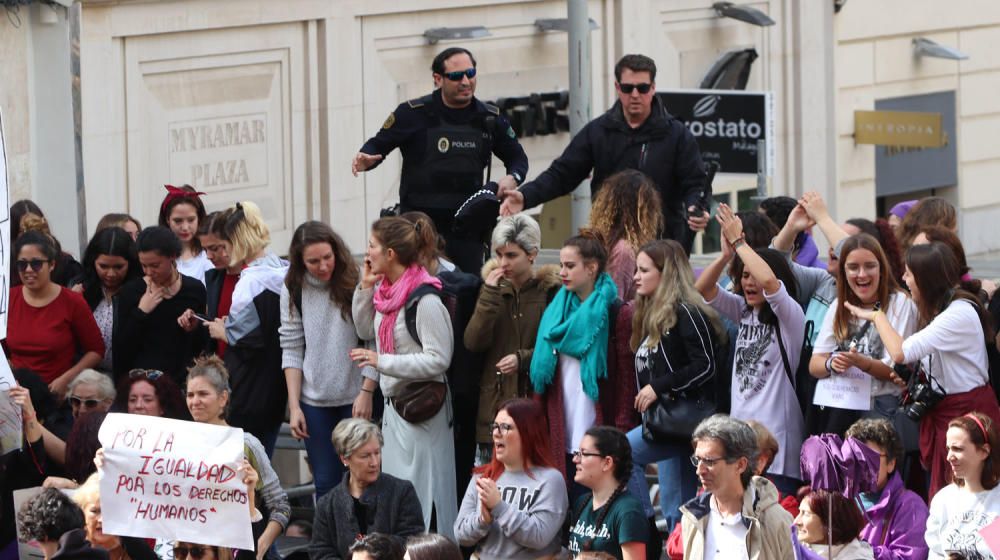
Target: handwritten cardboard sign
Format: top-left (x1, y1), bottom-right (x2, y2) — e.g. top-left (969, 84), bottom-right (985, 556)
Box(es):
top-left (97, 413), bottom-right (253, 550)
top-left (812, 366), bottom-right (872, 411)
top-left (1, 358), bottom-right (22, 455)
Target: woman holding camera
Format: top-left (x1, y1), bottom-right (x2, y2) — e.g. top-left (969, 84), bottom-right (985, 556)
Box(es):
top-left (845, 241), bottom-right (1000, 498)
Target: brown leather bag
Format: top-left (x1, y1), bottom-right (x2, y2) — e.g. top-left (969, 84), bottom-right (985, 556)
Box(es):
top-left (391, 380), bottom-right (447, 423)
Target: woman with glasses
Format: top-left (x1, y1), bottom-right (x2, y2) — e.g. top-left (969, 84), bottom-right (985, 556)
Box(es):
top-left (114, 226), bottom-right (208, 386)
top-left (845, 241), bottom-right (1000, 498)
top-left (185, 355), bottom-right (289, 560)
top-left (568, 426), bottom-right (649, 560)
top-left (454, 398), bottom-right (567, 559)
top-left (171, 542), bottom-right (233, 560)
top-left (310, 419), bottom-right (423, 560)
top-left (808, 234), bottom-right (917, 438)
top-left (72, 226), bottom-right (142, 372)
top-left (7, 230), bottom-right (105, 400)
top-left (113, 369), bottom-right (187, 419)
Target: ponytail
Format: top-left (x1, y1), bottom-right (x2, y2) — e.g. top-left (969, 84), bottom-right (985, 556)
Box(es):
top-left (564, 228), bottom-right (609, 274)
top-left (371, 216), bottom-right (438, 268)
top-left (221, 201), bottom-right (270, 266)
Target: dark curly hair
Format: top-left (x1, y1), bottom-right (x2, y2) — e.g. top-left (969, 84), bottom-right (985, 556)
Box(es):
top-left (114, 371), bottom-right (187, 419)
top-left (349, 533), bottom-right (405, 560)
top-left (17, 488), bottom-right (85, 543)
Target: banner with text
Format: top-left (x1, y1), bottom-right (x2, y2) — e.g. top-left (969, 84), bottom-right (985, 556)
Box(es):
top-left (98, 413), bottom-right (253, 550)
top-left (1, 107), bottom-right (10, 339)
top-left (1, 358), bottom-right (22, 455)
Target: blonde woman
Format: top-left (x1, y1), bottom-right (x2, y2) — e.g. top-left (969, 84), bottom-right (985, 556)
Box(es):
top-left (179, 202), bottom-right (289, 456)
top-left (588, 170), bottom-right (663, 300)
top-left (624, 240), bottom-right (725, 532)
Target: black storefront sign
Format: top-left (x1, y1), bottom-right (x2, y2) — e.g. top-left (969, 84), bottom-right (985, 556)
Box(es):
top-left (658, 90), bottom-right (774, 175)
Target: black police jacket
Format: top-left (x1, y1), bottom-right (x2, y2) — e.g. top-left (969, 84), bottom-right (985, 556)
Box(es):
top-left (359, 89), bottom-right (528, 228)
top-left (519, 95), bottom-right (706, 243)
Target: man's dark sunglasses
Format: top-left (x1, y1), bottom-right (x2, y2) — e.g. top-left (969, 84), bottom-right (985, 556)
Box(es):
top-left (442, 68), bottom-right (477, 81)
top-left (16, 259), bottom-right (48, 272)
top-left (619, 82), bottom-right (652, 94)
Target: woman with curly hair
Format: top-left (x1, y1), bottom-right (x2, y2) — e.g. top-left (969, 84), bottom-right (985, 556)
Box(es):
top-left (896, 196), bottom-right (956, 251)
top-left (113, 369), bottom-right (187, 419)
top-left (588, 170), bottom-right (663, 300)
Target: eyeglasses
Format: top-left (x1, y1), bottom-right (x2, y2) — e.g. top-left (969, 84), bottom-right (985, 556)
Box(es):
top-left (845, 263), bottom-right (880, 276)
top-left (618, 82), bottom-right (652, 95)
top-left (690, 455), bottom-right (728, 468)
top-left (16, 259), bottom-right (48, 272)
top-left (70, 396), bottom-right (104, 409)
top-left (442, 68), bottom-right (477, 81)
top-left (490, 422), bottom-right (515, 435)
top-left (573, 450), bottom-right (605, 461)
top-left (129, 369), bottom-right (164, 380)
top-left (173, 546), bottom-right (208, 559)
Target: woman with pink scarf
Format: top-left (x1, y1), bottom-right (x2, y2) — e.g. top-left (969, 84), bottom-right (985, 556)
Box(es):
top-left (351, 216), bottom-right (457, 538)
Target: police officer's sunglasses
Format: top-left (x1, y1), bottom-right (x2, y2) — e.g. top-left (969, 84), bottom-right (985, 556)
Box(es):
top-left (441, 68), bottom-right (477, 81)
top-left (618, 82), bottom-right (652, 94)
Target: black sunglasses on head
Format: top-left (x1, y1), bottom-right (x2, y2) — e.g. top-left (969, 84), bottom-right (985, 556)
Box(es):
top-left (16, 259), bottom-right (48, 272)
top-left (441, 67), bottom-right (477, 81)
top-left (129, 369), bottom-right (165, 381)
top-left (618, 82), bottom-right (652, 94)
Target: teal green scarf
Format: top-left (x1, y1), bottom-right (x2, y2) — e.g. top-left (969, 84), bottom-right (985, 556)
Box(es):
top-left (530, 273), bottom-right (618, 400)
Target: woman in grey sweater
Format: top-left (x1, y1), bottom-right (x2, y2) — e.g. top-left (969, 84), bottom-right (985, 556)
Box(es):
top-left (279, 222), bottom-right (378, 499)
top-left (351, 217), bottom-right (457, 539)
top-left (454, 398), bottom-right (567, 560)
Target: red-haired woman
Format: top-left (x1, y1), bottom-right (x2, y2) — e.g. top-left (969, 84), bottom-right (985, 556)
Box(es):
top-left (112, 369), bottom-right (187, 419)
top-left (454, 398), bottom-right (568, 559)
top-left (925, 412), bottom-right (1000, 559)
top-left (159, 184), bottom-right (214, 285)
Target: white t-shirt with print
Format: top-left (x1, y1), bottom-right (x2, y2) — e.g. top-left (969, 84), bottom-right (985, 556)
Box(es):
top-left (926, 483), bottom-right (1000, 559)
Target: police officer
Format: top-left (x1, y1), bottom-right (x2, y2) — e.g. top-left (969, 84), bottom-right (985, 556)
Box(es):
top-left (352, 47), bottom-right (528, 273)
top-left (499, 54), bottom-right (710, 253)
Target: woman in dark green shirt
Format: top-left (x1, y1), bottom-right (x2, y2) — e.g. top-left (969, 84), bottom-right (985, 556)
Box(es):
top-left (568, 426), bottom-right (650, 560)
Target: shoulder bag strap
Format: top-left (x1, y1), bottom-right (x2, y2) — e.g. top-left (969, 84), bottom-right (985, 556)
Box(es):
top-left (773, 321), bottom-right (795, 389)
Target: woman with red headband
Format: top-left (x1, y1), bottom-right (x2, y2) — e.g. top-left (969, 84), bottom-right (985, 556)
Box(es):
top-left (925, 412), bottom-right (1000, 559)
top-left (159, 184), bottom-right (214, 285)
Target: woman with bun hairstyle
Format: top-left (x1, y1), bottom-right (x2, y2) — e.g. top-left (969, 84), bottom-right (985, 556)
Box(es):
top-left (186, 355), bottom-right (289, 559)
top-left (280, 221), bottom-right (376, 499)
top-left (624, 239), bottom-right (724, 532)
top-left (529, 230), bottom-right (634, 497)
top-left (569, 426), bottom-right (650, 560)
top-left (7, 231), bottom-right (104, 397)
top-left (925, 412), bottom-right (1000, 559)
top-left (695, 203), bottom-right (806, 495)
top-left (114, 226), bottom-right (207, 386)
top-left (464, 215), bottom-right (560, 464)
top-left (350, 216), bottom-right (457, 538)
top-left (179, 201), bottom-right (289, 456)
top-left (159, 184), bottom-right (214, 285)
top-left (454, 398), bottom-right (567, 559)
top-left (846, 241), bottom-right (1000, 499)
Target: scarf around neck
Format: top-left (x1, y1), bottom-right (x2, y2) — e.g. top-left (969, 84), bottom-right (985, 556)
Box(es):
top-left (373, 265), bottom-right (441, 354)
top-left (530, 272), bottom-right (618, 400)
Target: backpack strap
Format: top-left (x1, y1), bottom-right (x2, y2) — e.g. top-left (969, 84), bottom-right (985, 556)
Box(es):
top-left (774, 321), bottom-right (795, 389)
top-left (403, 284), bottom-right (442, 346)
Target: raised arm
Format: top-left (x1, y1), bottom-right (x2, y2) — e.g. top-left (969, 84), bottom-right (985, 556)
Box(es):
top-left (694, 233), bottom-right (734, 302)
top-left (717, 203), bottom-right (779, 295)
top-left (772, 203), bottom-right (815, 253)
top-left (799, 192), bottom-right (848, 249)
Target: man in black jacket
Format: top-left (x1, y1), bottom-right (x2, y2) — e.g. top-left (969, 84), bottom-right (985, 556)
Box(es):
top-left (499, 54), bottom-right (709, 252)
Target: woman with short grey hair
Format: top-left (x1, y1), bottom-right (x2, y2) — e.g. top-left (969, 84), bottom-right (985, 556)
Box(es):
top-left (310, 419), bottom-right (424, 560)
top-left (465, 215), bottom-right (560, 465)
top-left (67, 369), bottom-right (115, 418)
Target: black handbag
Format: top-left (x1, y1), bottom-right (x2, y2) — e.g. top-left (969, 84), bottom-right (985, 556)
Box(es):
top-left (392, 380), bottom-right (447, 424)
top-left (640, 343), bottom-right (716, 443)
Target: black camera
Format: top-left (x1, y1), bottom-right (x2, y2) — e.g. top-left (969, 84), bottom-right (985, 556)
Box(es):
top-left (894, 363), bottom-right (947, 421)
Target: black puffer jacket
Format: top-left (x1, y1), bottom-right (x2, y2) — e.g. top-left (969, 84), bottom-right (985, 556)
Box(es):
top-left (519, 96), bottom-right (706, 245)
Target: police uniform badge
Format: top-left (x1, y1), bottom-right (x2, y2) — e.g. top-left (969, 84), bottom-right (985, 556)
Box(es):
top-left (382, 113), bottom-right (395, 130)
top-left (437, 137), bottom-right (450, 153)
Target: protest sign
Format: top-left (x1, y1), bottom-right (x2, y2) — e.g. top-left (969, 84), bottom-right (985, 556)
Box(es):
top-left (13, 487), bottom-right (46, 560)
top-left (98, 413), bottom-right (253, 550)
top-left (812, 366), bottom-right (872, 411)
top-left (1, 358), bottom-right (22, 455)
top-left (1, 107), bottom-right (10, 339)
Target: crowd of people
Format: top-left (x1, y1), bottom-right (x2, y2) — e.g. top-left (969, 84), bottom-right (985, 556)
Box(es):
top-left (6, 46), bottom-right (1000, 560)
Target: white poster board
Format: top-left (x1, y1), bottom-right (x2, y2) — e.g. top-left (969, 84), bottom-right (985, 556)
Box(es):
top-left (0, 358), bottom-right (22, 455)
top-left (13, 487), bottom-right (48, 560)
top-left (98, 413), bottom-right (253, 550)
top-left (812, 366), bottom-right (872, 411)
top-left (1, 107), bottom-right (10, 339)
